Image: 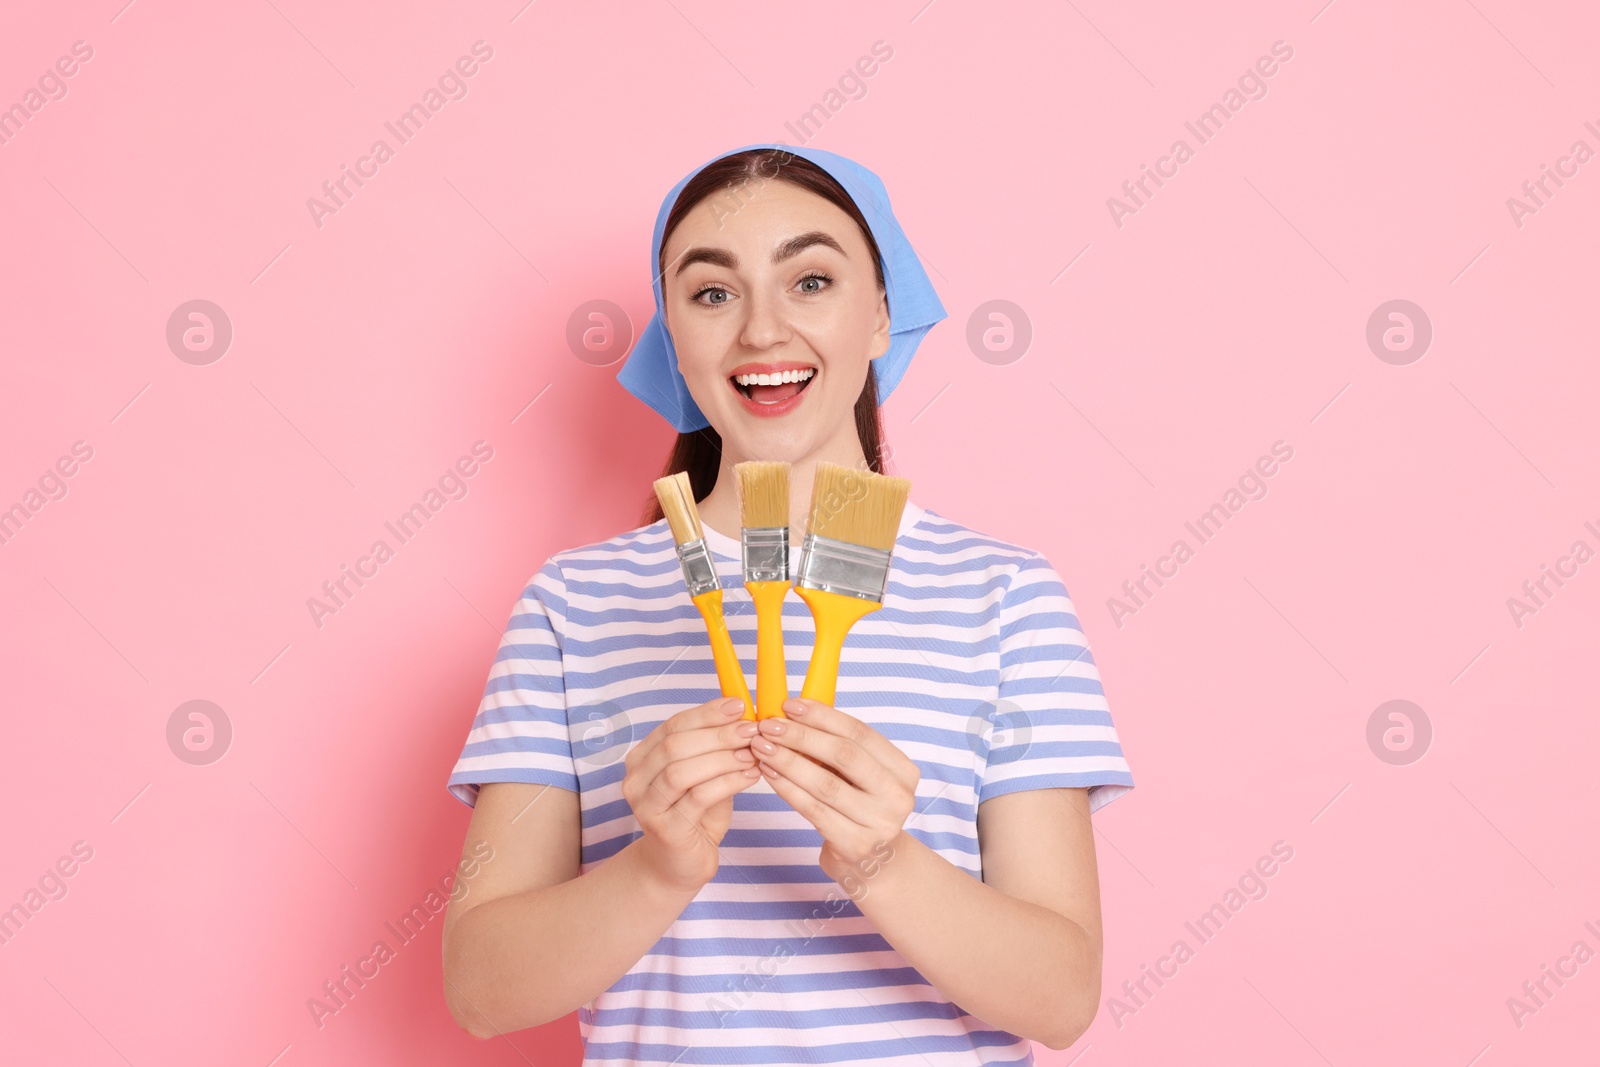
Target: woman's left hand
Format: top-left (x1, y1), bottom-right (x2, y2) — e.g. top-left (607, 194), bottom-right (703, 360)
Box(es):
top-left (751, 697), bottom-right (922, 884)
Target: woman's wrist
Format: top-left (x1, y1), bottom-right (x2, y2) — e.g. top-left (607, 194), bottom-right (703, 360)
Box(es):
top-left (627, 833), bottom-right (716, 903)
top-left (820, 828), bottom-right (920, 902)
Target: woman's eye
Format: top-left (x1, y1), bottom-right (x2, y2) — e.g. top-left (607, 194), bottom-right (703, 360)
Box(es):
top-left (691, 272), bottom-right (831, 306)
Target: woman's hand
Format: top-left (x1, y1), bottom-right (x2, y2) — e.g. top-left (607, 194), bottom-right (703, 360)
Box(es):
top-left (622, 697), bottom-right (763, 893)
top-left (751, 697), bottom-right (921, 885)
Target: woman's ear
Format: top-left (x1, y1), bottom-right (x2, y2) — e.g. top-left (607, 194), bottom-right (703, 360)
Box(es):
top-left (869, 289), bottom-right (891, 360)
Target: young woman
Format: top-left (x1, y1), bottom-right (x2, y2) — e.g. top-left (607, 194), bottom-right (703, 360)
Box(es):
top-left (441, 144), bottom-right (1135, 1064)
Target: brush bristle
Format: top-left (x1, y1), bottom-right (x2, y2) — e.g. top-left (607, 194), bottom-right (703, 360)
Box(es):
top-left (806, 462), bottom-right (911, 552)
top-left (653, 472), bottom-right (703, 545)
top-left (737, 461), bottom-right (790, 529)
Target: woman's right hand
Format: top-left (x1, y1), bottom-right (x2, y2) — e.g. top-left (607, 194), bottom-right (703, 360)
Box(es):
top-left (622, 696), bottom-right (762, 893)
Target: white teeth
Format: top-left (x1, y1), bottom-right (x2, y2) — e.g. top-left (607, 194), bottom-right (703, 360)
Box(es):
top-left (732, 368), bottom-right (815, 386)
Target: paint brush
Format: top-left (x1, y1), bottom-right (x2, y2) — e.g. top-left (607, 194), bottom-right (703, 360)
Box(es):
top-left (793, 462), bottom-right (912, 707)
top-left (737, 461), bottom-right (793, 721)
top-left (654, 472), bottom-right (756, 721)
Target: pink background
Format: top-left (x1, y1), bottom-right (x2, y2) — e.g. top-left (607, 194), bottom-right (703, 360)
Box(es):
top-left (3, 1), bottom-right (1597, 1063)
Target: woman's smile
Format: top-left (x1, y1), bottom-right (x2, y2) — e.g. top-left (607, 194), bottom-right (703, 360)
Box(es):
top-left (727, 360), bottom-right (819, 418)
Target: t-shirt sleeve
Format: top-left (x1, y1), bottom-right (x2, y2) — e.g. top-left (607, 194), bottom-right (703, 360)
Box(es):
top-left (446, 558), bottom-right (577, 808)
top-left (977, 552), bottom-right (1135, 814)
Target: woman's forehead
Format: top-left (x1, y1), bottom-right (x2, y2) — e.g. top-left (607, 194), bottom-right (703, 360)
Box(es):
top-left (663, 185), bottom-right (864, 265)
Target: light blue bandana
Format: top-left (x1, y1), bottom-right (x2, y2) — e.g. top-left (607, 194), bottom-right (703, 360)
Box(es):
top-left (615, 142), bottom-right (947, 432)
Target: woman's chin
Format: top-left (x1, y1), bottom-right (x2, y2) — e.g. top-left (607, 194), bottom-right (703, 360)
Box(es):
top-left (723, 419), bottom-right (813, 451)
top-left (713, 405), bottom-right (824, 457)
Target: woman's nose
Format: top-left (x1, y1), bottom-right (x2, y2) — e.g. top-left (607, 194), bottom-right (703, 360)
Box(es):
top-left (739, 285), bottom-right (792, 349)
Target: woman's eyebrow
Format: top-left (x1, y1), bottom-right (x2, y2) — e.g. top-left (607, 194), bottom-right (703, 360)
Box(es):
top-left (673, 231), bottom-right (847, 277)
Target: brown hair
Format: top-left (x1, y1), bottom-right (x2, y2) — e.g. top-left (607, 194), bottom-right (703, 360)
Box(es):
top-left (638, 148), bottom-right (889, 527)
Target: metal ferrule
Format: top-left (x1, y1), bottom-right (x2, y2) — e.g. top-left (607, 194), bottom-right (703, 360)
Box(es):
top-left (741, 526), bottom-right (790, 583)
top-left (794, 532), bottom-right (891, 602)
top-left (673, 538), bottom-right (721, 598)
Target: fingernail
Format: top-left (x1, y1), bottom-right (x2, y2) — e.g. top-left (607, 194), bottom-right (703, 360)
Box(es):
top-left (783, 700), bottom-right (805, 715)
top-left (761, 719), bottom-right (786, 735)
top-left (734, 748), bottom-right (756, 761)
top-left (737, 721), bottom-right (759, 736)
top-left (760, 762), bottom-right (778, 778)
top-left (724, 699), bottom-right (744, 715)
top-left (755, 739), bottom-right (776, 753)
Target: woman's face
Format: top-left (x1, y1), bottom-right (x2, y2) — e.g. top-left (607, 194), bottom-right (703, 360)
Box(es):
top-left (661, 177), bottom-right (890, 461)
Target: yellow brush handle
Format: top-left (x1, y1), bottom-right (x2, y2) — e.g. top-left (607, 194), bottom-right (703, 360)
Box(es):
top-left (691, 588), bottom-right (756, 720)
top-left (746, 580), bottom-right (793, 719)
top-left (794, 586), bottom-right (882, 707)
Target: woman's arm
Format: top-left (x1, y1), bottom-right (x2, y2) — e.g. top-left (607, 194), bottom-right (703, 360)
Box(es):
top-left (442, 696), bottom-right (764, 1039)
top-left (750, 701), bottom-right (1104, 1050)
top-left (850, 788), bottom-right (1103, 1050)
top-left (440, 781), bottom-right (703, 1039)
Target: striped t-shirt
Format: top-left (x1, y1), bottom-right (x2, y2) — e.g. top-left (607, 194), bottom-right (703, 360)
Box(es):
top-left (447, 499), bottom-right (1135, 1065)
